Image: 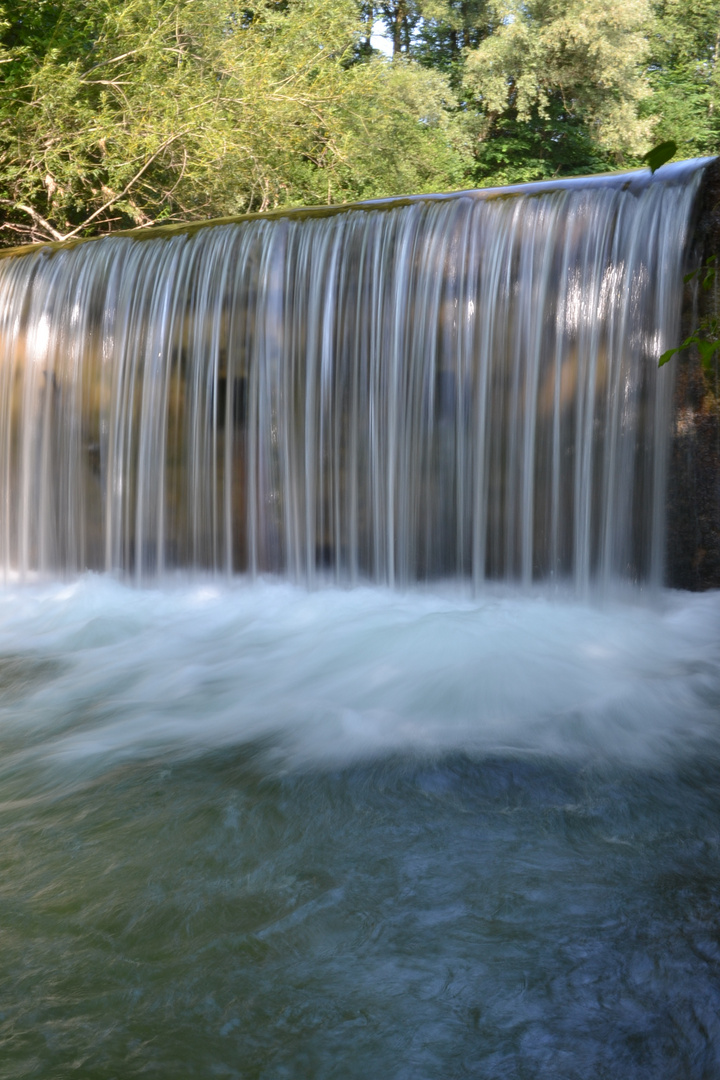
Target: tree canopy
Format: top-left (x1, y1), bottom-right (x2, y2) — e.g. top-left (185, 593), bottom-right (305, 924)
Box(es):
top-left (0, 0), bottom-right (718, 246)
top-left (644, 0), bottom-right (720, 158)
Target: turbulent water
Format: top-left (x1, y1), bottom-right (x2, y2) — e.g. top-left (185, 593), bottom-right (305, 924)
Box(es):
top-left (0, 161), bottom-right (706, 587)
top-left (0, 577), bottom-right (719, 1078)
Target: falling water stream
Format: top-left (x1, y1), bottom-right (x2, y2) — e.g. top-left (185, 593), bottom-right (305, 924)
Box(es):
top-left (0, 161), bottom-right (719, 1078)
top-left (0, 161), bottom-right (705, 587)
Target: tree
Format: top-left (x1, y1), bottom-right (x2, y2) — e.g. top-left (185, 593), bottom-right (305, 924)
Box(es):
top-left (2, 0), bottom-right (714, 247)
top-left (376, 0), bottom-right (421, 55)
top-left (0, 0), bottom-right (471, 246)
top-left (374, 0), bottom-right (656, 185)
top-left (644, 0), bottom-right (720, 158)
top-left (462, 0), bottom-right (652, 170)
top-left (413, 0), bottom-right (495, 85)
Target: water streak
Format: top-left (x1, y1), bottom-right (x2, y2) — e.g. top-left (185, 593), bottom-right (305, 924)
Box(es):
top-left (0, 162), bottom-right (707, 585)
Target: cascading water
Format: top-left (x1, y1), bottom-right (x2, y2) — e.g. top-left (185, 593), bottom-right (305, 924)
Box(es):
top-left (0, 160), bottom-right (705, 586)
top-left (1, 162), bottom-right (720, 1080)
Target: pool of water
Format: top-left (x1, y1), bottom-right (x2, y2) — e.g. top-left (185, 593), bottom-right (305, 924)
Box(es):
top-left (1, 578), bottom-right (719, 1078)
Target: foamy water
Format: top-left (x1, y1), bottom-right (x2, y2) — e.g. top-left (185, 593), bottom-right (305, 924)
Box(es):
top-left (1, 577), bottom-right (718, 782)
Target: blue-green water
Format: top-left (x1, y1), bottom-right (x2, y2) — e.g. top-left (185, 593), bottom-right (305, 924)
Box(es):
top-left (1, 578), bottom-right (719, 1078)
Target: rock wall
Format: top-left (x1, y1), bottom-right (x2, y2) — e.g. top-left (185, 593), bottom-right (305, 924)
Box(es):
top-left (666, 157), bottom-right (720, 589)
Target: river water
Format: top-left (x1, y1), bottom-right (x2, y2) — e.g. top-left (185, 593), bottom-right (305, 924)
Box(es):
top-left (1, 577), bottom-right (719, 1078)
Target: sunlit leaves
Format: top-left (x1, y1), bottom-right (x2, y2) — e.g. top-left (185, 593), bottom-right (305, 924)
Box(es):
top-left (0, 0), bottom-right (471, 244)
top-left (463, 0), bottom-right (653, 159)
top-left (643, 0), bottom-right (720, 159)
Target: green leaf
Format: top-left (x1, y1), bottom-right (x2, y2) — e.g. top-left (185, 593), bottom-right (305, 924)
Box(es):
top-left (658, 332), bottom-right (711, 367)
top-left (642, 140), bottom-right (677, 173)
top-left (658, 346), bottom-right (680, 367)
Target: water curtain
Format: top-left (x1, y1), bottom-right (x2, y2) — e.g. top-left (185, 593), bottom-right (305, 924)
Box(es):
top-left (0, 161), bottom-right (706, 585)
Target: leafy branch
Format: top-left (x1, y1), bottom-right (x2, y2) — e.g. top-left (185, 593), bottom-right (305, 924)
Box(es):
top-left (659, 256), bottom-right (719, 371)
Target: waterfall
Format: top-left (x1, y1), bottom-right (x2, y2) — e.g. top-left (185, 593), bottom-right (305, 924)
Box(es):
top-left (0, 160), bottom-right (707, 586)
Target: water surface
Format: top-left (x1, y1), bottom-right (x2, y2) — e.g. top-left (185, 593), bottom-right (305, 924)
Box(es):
top-left (1, 578), bottom-right (719, 1078)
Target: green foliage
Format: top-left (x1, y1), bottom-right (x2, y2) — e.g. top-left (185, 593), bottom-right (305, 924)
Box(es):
top-left (471, 102), bottom-right (614, 187)
top-left (659, 258), bottom-right (720, 370)
top-left (462, 0), bottom-right (653, 160)
top-left (408, 0), bottom-right (659, 187)
top-left (644, 0), bottom-right (720, 158)
top-left (0, 0), bottom-right (718, 246)
top-left (659, 324), bottom-right (720, 370)
top-left (413, 0), bottom-right (495, 85)
top-left (0, 0), bottom-right (470, 244)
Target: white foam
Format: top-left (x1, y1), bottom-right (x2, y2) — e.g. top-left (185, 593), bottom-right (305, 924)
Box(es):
top-left (0, 576), bottom-right (718, 774)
